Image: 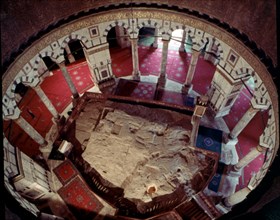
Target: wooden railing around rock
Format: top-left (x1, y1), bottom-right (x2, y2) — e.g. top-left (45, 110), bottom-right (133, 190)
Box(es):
top-left (55, 92), bottom-right (220, 219)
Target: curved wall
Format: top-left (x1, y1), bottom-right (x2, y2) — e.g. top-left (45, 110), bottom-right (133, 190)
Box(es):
top-left (1, 0), bottom-right (276, 66)
top-left (2, 4), bottom-right (279, 219)
top-left (2, 6), bottom-right (279, 194)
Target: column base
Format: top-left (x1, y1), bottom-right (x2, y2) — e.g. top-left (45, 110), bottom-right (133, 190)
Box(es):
top-left (157, 76), bottom-right (166, 89)
top-left (68, 54), bottom-right (76, 63)
top-left (52, 115), bottom-right (61, 124)
top-left (216, 202), bottom-right (231, 214)
top-left (132, 74), bottom-right (141, 81)
top-left (179, 46), bottom-right (185, 52)
top-left (227, 164), bottom-right (242, 177)
top-left (182, 84), bottom-right (193, 94)
top-left (132, 70), bottom-right (141, 81)
top-left (221, 136), bottom-right (239, 165)
top-left (72, 96), bottom-right (80, 108)
top-left (152, 42), bottom-right (158, 48)
top-left (223, 133), bottom-right (238, 145)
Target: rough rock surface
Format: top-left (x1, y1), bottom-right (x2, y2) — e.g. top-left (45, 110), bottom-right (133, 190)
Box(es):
top-left (82, 103), bottom-right (208, 202)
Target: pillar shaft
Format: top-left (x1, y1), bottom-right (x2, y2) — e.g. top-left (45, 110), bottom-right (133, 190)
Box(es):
top-left (34, 86), bottom-right (59, 119)
top-left (157, 39), bottom-right (169, 87)
top-left (160, 39), bottom-right (169, 78)
top-left (130, 38), bottom-right (140, 80)
top-left (224, 187), bottom-right (251, 207)
top-left (58, 62), bottom-right (79, 99)
top-left (179, 30), bottom-right (187, 52)
top-left (15, 116), bottom-right (47, 146)
top-left (153, 28), bottom-right (159, 48)
top-left (184, 50), bottom-right (200, 86)
top-left (65, 44), bottom-right (75, 63)
top-left (229, 106), bottom-right (258, 139)
top-left (234, 145), bottom-right (264, 171)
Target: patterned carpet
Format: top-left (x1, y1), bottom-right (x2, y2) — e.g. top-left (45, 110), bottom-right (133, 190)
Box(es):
top-left (114, 78), bottom-right (156, 100)
top-left (58, 176), bottom-right (103, 219)
top-left (196, 126), bottom-right (224, 192)
top-left (3, 42), bottom-right (267, 194)
top-left (53, 159), bottom-right (79, 185)
top-left (41, 60), bottom-right (94, 113)
top-left (196, 126), bottom-right (223, 155)
top-left (110, 44), bottom-right (216, 91)
top-left (208, 162), bottom-right (226, 192)
top-left (155, 89), bottom-right (195, 107)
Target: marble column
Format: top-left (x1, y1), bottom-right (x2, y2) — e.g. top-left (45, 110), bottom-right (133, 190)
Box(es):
top-left (232, 145), bottom-right (265, 172)
top-left (65, 44), bottom-right (76, 63)
top-left (33, 86), bottom-right (59, 120)
top-left (179, 30), bottom-right (187, 52)
top-left (57, 62), bottom-right (79, 99)
top-left (153, 28), bottom-right (159, 48)
top-left (130, 37), bottom-right (141, 81)
top-left (224, 187), bottom-right (251, 207)
top-left (15, 116), bottom-right (47, 146)
top-left (182, 50), bottom-right (200, 94)
top-left (157, 39), bottom-right (170, 88)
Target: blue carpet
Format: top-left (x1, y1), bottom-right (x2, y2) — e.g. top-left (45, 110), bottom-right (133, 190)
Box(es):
top-left (196, 126), bottom-right (223, 154)
top-left (196, 126), bottom-right (224, 192)
top-left (208, 162), bottom-right (225, 192)
top-left (184, 96), bottom-right (195, 107)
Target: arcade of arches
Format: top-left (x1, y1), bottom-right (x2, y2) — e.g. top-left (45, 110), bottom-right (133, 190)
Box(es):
top-left (2, 2), bottom-right (279, 220)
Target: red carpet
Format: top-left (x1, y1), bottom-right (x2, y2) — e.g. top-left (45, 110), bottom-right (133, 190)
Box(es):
top-left (111, 45), bottom-right (216, 96)
top-left (3, 88), bottom-right (53, 157)
top-left (40, 60), bottom-right (94, 113)
top-left (166, 51), bottom-right (191, 83)
top-left (53, 159), bottom-right (79, 185)
top-left (58, 176), bottom-right (103, 219)
top-left (3, 45), bottom-right (267, 195)
top-left (192, 56), bottom-right (216, 95)
top-left (223, 87), bottom-right (269, 190)
top-left (110, 47), bottom-right (133, 77)
top-left (139, 45), bottom-right (161, 76)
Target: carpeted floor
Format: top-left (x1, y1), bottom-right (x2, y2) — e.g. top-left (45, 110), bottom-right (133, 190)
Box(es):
top-left (58, 176), bottom-right (103, 219)
top-left (208, 162), bottom-right (226, 193)
top-left (40, 60), bottom-right (94, 113)
top-left (53, 159), bottom-right (79, 185)
top-left (3, 42), bottom-right (267, 194)
top-left (196, 126), bottom-right (223, 155)
top-left (114, 78), bottom-right (156, 100)
top-left (196, 126), bottom-right (224, 192)
top-left (223, 87), bottom-right (269, 190)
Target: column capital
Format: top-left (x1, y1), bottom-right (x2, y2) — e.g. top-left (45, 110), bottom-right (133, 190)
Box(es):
top-left (129, 37), bottom-right (138, 42)
top-left (250, 96), bottom-right (270, 110)
top-left (57, 60), bottom-right (66, 68)
top-left (259, 134), bottom-right (274, 149)
top-left (56, 56), bottom-right (65, 64)
top-left (2, 95), bottom-right (21, 120)
top-left (191, 50), bottom-right (201, 57)
top-left (161, 34), bottom-right (171, 41)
